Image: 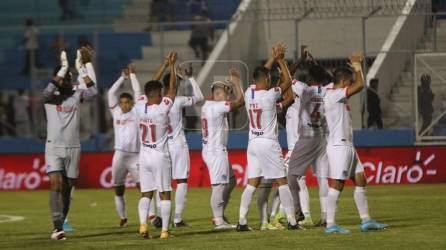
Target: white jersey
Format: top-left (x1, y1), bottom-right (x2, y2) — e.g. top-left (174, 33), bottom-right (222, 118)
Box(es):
top-left (285, 101), bottom-right (300, 151)
top-left (201, 100), bottom-right (231, 150)
top-left (168, 96), bottom-right (198, 141)
top-left (43, 82), bottom-right (97, 148)
top-left (324, 87), bottom-right (353, 146)
top-left (135, 96), bottom-right (173, 152)
top-left (292, 80), bottom-right (331, 138)
top-left (110, 106), bottom-right (140, 153)
top-left (245, 85), bottom-right (282, 141)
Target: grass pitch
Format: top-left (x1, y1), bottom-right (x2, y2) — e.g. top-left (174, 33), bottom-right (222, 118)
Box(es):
top-left (0, 184), bottom-right (445, 250)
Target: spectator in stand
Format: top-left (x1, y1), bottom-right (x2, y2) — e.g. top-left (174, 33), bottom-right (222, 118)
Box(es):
top-left (367, 78), bottom-right (383, 129)
top-left (59, 0), bottom-right (76, 20)
top-left (13, 89), bottom-right (32, 137)
top-left (0, 92), bottom-right (7, 136)
top-left (418, 74), bottom-right (435, 134)
top-left (188, 10), bottom-right (214, 64)
top-left (188, 0), bottom-right (208, 17)
top-left (21, 18), bottom-right (40, 75)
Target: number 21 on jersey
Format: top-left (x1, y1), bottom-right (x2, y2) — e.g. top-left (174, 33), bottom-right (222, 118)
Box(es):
top-left (140, 123), bottom-right (156, 143)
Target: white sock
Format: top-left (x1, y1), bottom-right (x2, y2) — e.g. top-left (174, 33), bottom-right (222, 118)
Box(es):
top-left (114, 195), bottom-right (127, 219)
top-left (239, 185), bottom-right (256, 225)
top-left (211, 184), bottom-right (225, 225)
top-left (297, 177), bottom-right (311, 217)
top-left (326, 188), bottom-right (341, 228)
top-left (278, 185), bottom-right (297, 226)
top-left (174, 183), bottom-right (188, 223)
top-left (318, 177), bottom-right (329, 220)
top-left (354, 186), bottom-right (371, 223)
top-left (156, 192), bottom-right (161, 217)
top-left (149, 198), bottom-right (156, 218)
top-left (160, 200), bottom-right (171, 231)
top-left (138, 197), bottom-right (151, 225)
top-left (270, 191), bottom-right (280, 218)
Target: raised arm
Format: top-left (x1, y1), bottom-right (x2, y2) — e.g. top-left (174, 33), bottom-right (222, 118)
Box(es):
top-left (179, 64), bottom-right (204, 104)
top-left (264, 47), bottom-right (275, 70)
top-left (164, 51), bottom-right (177, 100)
top-left (152, 55), bottom-right (169, 81)
top-left (275, 43), bottom-right (292, 92)
top-left (128, 63), bottom-right (143, 98)
top-left (346, 52), bottom-right (365, 97)
top-left (228, 67), bottom-right (245, 110)
top-left (44, 51), bottom-right (68, 101)
top-left (278, 86), bottom-right (295, 109)
top-left (107, 69), bottom-right (128, 108)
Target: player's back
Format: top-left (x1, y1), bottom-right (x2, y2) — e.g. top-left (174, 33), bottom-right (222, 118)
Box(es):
top-left (298, 84), bottom-right (328, 138)
top-left (168, 96), bottom-right (195, 141)
top-left (111, 107), bottom-right (139, 153)
top-left (135, 95), bottom-right (173, 152)
top-left (44, 91), bottom-right (82, 148)
top-left (245, 85), bottom-right (282, 141)
top-left (285, 101), bottom-right (300, 150)
top-left (201, 100), bottom-right (230, 150)
top-left (323, 87), bottom-right (352, 146)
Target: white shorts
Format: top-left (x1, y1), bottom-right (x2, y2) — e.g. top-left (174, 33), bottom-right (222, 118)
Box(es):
top-left (112, 150), bottom-right (140, 186)
top-left (139, 149), bottom-right (172, 193)
top-left (326, 144), bottom-right (363, 180)
top-left (202, 147), bottom-right (230, 185)
top-left (45, 144), bottom-right (80, 179)
top-left (246, 138), bottom-right (286, 180)
top-left (168, 139), bottom-right (190, 180)
top-left (288, 137), bottom-right (329, 178)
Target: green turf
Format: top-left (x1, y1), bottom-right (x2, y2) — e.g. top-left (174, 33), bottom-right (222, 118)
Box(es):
top-left (1, 184), bottom-right (445, 249)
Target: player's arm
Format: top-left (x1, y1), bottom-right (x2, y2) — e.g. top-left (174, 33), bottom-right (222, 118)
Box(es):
top-left (228, 67), bottom-right (245, 111)
top-left (346, 52), bottom-right (365, 97)
top-left (278, 86), bottom-right (294, 109)
top-left (44, 51), bottom-right (68, 101)
top-left (152, 54), bottom-right (169, 81)
top-left (107, 69), bottom-right (128, 108)
top-left (128, 63), bottom-right (143, 99)
top-left (164, 51), bottom-right (177, 101)
top-left (264, 46), bottom-right (276, 70)
top-left (275, 43), bottom-right (292, 93)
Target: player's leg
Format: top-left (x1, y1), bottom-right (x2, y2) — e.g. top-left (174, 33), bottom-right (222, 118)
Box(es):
top-left (297, 176), bottom-right (312, 224)
top-left (274, 177), bottom-right (300, 230)
top-left (237, 142), bottom-right (261, 231)
top-left (46, 145), bottom-right (66, 240)
top-left (257, 179), bottom-right (278, 230)
top-left (61, 147), bottom-right (80, 233)
top-left (325, 145), bottom-right (354, 234)
top-left (112, 151), bottom-right (129, 227)
top-left (63, 186), bottom-right (75, 232)
top-left (48, 172), bottom-right (66, 240)
top-left (171, 142), bottom-right (190, 227)
top-left (351, 156), bottom-right (388, 232)
top-left (156, 151), bottom-right (173, 239)
top-left (315, 176), bottom-right (329, 227)
top-left (138, 153), bottom-right (156, 239)
top-left (313, 143), bottom-right (329, 227)
top-left (222, 163), bottom-right (236, 223)
top-left (269, 190), bottom-right (285, 226)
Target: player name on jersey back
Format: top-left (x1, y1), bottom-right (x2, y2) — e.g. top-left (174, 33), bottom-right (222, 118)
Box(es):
top-left (245, 85), bottom-right (281, 141)
top-left (201, 100), bottom-right (230, 149)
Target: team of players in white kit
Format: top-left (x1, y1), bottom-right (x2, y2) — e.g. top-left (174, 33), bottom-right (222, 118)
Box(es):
top-left (44, 42), bottom-right (387, 240)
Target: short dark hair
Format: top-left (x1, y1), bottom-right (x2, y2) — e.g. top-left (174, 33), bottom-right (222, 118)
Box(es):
top-left (253, 66), bottom-right (270, 81)
top-left (144, 80), bottom-right (163, 94)
top-left (308, 65), bottom-right (328, 84)
top-left (119, 92), bottom-right (133, 100)
top-left (333, 67), bottom-right (353, 84)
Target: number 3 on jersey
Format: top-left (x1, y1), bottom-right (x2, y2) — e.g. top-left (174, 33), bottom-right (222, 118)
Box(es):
top-left (249, 108), bottom-right (262, 129)
top-left (140, 124), bottom-right (156, 143)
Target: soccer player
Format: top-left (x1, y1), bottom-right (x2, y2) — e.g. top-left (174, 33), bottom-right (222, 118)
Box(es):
top-left (237, 42), bottom-right (300, 231)
top-left (152, 62), bottom-right (204, 227)
top-left (107, 63), bottom-right (142, 227)
top-left (201, 66), bottom-right (244, 230)
top-left (287, 63), bottom-right (335, 228)
top-left (43, 49), bottom-right (97, 240)
top-left (323, 52), bottom-right (388, 234)
top-left (135, 51), bottom-right (177, 239)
